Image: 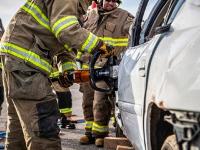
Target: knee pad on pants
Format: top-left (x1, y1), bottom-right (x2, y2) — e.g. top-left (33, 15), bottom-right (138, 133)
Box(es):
top-left (36, 100), bottom-right (60, 138)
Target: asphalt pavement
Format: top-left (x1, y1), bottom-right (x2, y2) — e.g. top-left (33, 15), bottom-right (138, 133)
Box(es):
top-left (61, 84), bottom-right (115, 150)
top-left (0, 84), bottom-right (115, 150)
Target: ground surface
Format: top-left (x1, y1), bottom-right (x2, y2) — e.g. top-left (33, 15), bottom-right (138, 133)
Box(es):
top-left (0, 84), bottom-right (115, 150)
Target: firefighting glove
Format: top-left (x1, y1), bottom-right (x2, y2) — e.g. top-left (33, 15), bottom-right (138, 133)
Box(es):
top-left (97, 40), bottom-right (114, 58)
top-left (58, 72), bottom-right (74, 88)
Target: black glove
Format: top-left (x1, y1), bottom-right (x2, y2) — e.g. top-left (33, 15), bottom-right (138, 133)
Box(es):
top-left (58, 72), bottom-right (74, 88)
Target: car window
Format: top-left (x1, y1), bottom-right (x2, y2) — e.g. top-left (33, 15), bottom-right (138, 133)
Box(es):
top-left (165, 0), bottom-right (185, 25)
top-left (130, 0), bottom-right (159, 46)
top-left (131, 0), bottom-right (185, 47)
top-left (139, 0), bottom-right (176, 44)
top-left (143, 0), bottom-right (158, 21)
top-left (147, 0), bottom-right (173, 39)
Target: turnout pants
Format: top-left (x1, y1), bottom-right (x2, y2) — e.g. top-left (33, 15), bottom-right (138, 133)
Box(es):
top-left (80, 81), bottom-right (113, 138)
top-left (0, 70), bottom-right (4, 113)
top-left (51, 81), bottom-right (72, 115)
top-left (57, 90), bottom-right (72, 115)
top-left (2, 56), bottom-right (61, 150)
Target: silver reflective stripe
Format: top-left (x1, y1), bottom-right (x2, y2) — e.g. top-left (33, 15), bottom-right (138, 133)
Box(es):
top-left (81, 33), bottom-right (99, 53)
top-left (21, 2), bottom-right (50, 31)
top-left (0, 43), bottom-right (52, 74)
top-left (99, 37), bottom-right (128, 47)
top-left (58, 62), bottom-right (77, 73)
top-left (52, 16), bottom-right (79, 37)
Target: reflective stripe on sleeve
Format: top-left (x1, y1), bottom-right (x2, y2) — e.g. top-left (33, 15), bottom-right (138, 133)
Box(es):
top-left (49, 71), bottom-right (60, 78)
top-left (76, 51), bottom-right (83, 59)
top-left (99, 37), bottom-right (128, 47)
top-left (59, 62), bottom-right (77, 72)
top-left (59, 108), bottom-right (72, 114)
top-left (82, 63), bottom-right (89, 69)
top-left (81, 33), bottom-right (99, 53)
top-left (64, 44), bottom-right (73, 52)
top-left (52, 16), bottom-right (79, 37)
top-left (21, 1), bottom-right (50, 31)
top-left (0, 42), bottom-right (52, 74)
top-left (92, 122), bottom-right (109, 133)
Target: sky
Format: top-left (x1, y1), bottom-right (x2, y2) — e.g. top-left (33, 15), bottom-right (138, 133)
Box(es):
top-left (0, 0), bottom-right (141, 28)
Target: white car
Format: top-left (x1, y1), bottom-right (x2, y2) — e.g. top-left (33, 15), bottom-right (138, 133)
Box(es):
top-left (116, 0), bottom-right (200, 149)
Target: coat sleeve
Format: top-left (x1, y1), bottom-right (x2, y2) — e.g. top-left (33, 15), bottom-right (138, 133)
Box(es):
top-left (57, 51), bottom-right (77, 73)
top-left (45, 0), bottom-right (100, 54)
top-left (122, 13), bottom-right (135, 36)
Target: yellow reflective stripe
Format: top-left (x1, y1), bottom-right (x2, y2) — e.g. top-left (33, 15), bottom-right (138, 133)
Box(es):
top-left (59, 62), bottom-right (77, 72)
top-left (21, 1), bottom-right (50, 31)
top-left (49, 71), bottom-right (60, 78)
top-left (59, 108), bottom-right (72, 114)
top-left (99, 37), bottom-right (128, 47)
top-left (82, 64), bottom-right (89, 69)
top-left (92, 122), bottom-right (109, 133)
top-left (82, 64), bottom-right (99, 69)
top-left (81, 33), bottom-right (99, 53)
top-left (85, 121), bottom-right (93, 129)
top-left (64, 44), bottom-right (73, 52)
top-left (52, 16), bottom-right (79, 37)
top-left (0, 42), bottom-right (52, 74)
top-left (111, 116), bottom-right (116, 124)
top-left (76, 51), bottom-right (83, 59)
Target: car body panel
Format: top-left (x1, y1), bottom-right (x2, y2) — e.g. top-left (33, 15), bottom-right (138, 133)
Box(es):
top-left (117, 0), bottom-right (200, 149)
top-left (146, 0), bottom-right (200, 112)
top-left (118, 35), bottom-right (161, 149)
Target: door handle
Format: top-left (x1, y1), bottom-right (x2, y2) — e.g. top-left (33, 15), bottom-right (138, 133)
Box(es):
top-left (138, 59), bottom-right (146, 77)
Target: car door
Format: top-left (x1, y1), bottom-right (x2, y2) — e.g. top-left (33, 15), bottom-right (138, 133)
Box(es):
top-left (117, 0), bottom-right (177, 149)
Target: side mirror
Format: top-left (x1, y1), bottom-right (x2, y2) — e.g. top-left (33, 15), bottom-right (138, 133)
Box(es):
top-left (155, 24), bottom-right (171, 34)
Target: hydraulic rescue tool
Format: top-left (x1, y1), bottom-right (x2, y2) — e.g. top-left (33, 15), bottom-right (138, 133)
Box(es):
top-left (65, 50), bottom-right (119, 93)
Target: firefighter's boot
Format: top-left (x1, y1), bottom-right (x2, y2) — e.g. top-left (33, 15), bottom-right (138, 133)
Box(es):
top-left (79, 133), bottom-right (95, 144)
top-left (60, 115), bottom-right (76, 129)
top-left (95, 138), bottom-right (104, 147)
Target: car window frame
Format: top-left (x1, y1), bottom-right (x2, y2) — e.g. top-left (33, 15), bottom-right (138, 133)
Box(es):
top-left (131, 0), bottom-right (185, 47)
top-left (164, 0), bottom-right (185, 25)
top-left (139, 0), bottom-right (169, 44)
top-left (131, 0), bottom-right (149, 47)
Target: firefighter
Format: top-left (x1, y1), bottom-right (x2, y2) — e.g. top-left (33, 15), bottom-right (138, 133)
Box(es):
top-left (0, 18), bottom-right (4, 114)
top-left (0, 0), bottom-right (111, 149)
top-left (78, 0), bottom-right (134, 147)
top-left (50, 59), bottom-right (75, 130)
top-left (57, 90), bottom-right (76, 129)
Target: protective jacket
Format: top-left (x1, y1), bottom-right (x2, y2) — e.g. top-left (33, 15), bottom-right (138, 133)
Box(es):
top-left (0, 0), bottom-right (101, 76)
top-left (78, 7), bottom-right (134, 68)
top-left (84, 7), bottom-right (134, 56)
top-left (79, 7), bottom-right (134, 137)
